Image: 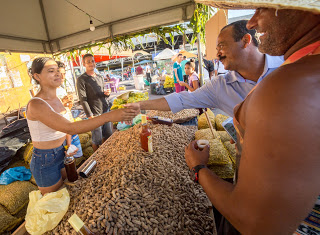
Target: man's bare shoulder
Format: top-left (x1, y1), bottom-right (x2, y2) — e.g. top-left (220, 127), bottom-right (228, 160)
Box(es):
top-left (244, 54), bottom-right (320, 139)
top-left (253, 54), bottom-right (320, 103)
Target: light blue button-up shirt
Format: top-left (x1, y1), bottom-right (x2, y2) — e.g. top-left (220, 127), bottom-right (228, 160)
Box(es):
top-left (165, 55), bottom-right (284, 116)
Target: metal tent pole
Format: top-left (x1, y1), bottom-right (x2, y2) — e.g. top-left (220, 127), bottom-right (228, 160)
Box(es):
top-left (197, 33), bottom-right (204, 86)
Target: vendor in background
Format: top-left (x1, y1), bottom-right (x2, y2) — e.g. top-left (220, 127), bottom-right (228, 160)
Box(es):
top-left (76, 54), bottom-right (113, 152)
top-left (127, 20), bottom-right (283, 117)
top-left (185, 6), bottom-right (320, 235)
top-left (178, 59), bottom-right (199, 92)
top-left (26, 57), bottom-right (138, 195)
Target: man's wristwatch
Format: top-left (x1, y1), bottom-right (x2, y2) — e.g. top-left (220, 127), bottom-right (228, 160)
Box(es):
top-left (190, 165), bottom-right (206, 183)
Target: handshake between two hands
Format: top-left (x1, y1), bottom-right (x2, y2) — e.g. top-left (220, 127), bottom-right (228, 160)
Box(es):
top-left (109, 102), bottom-right (141, 125)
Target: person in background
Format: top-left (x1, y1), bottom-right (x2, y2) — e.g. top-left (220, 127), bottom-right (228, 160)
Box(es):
top-left (26, 57), bottom-right (139, 194)
top-left (105, 74), bottom-right (111, 82)
top-left (56, 61), bottom-right (73, 109)
top-left (136, 65), bottom-right (143, 75)
top-left (155, 67), bottom-right (160, 77)
top-left (55, 62), bottom-right (67, 100)
top-left (145, 63), bottom-right (151, 83)
top-left (180, 56), bottom-right (188, 83)
top-left (127, 20), bottom-right (284, 117)
top-left (185, 6), bottom-right (320, 235)
top-left (161, 67), bottom-right (167, 77)
top-left (214, 58), bottom-right (228, 76)
top-left (195, 54), bottom-right (215, 80)
top-left (178, 59), bottom-right (199, 92)
top-left (131, 66), bottom-right (135, 78)
top-left (76, 54), bottom-right (113, 151)
top-left (173, 53), bottom-right (185, 93)
top-left (56, 61), bottom-right (83, 160)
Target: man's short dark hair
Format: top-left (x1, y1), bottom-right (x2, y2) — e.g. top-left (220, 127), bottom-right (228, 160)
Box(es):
top-left (83, 53), bottom-right (94, 62)
top-left (178, 53), bottom-right (182, 57)
top-left (56, 61), bottom-right (65, 69)
top-left (222, 20), bottom-right (259, 47)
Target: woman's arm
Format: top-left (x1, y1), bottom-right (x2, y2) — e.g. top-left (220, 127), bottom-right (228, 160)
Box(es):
top-left (66, 134), bottom-right (72, 147)
top-left (28, 99), bottom-right (139, 135)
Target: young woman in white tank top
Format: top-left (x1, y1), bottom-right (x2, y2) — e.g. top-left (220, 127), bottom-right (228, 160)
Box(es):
top-left (26, 57), bottom-right (139, 195)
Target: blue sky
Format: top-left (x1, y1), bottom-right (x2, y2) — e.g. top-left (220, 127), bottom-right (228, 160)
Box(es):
top-left (228, 9), bottom-right (255, 18)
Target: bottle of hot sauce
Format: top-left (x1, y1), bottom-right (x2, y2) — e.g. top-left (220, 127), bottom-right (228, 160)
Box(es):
top-left (140, 115), bottom-right (153, 153)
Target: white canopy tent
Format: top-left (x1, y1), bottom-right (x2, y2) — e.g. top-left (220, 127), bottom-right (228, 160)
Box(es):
top-left (154, 48), bottom-right (177, 60)
top-left (0, 0), bottom-right (195, 54)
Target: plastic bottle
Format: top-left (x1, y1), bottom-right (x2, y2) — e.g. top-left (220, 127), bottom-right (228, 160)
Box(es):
top-left (147, 116), bottom-right (173, 126)
top-left (68, 214), bottom-right (95, 235)
top-left (140, 114), bottom-right (153, 153)
top-left (64, 155), bottom-right (78, 182)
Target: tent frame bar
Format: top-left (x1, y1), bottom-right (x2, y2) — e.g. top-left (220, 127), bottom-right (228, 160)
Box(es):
top-left (51, 2), bottom-right (194, 43)
top-left (0, 34), bottom-right (46, 43)
top-left (39, 0), bottom-right (53, 54)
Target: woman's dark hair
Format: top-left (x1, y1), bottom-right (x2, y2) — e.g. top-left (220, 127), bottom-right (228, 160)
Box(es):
top-left (185, 59), bottom-right (196, 69)
top-left (56, 61), bottom-right (66, 69)
top-left (221, 20), bottom-right (259, 47)
top-left (29, 57), bottom-right (55, 84)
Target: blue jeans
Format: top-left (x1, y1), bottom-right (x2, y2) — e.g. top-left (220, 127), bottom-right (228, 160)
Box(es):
top-left (30, 144), bottom-right (65, 187)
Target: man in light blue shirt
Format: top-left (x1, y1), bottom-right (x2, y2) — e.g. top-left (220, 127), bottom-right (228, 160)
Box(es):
top-left (127, 20), bottom-right (284, 116)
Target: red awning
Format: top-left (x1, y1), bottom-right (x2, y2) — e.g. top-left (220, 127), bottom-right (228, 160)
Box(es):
top-left (72, 55), bottom-right (128, 67)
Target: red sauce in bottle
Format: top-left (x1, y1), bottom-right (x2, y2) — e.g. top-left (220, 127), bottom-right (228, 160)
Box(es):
top-left (140, 115), bottom-right (153, 152)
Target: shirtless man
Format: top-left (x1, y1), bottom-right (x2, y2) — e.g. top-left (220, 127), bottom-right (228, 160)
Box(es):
top-left (184, 6), bottom-right (320, 235)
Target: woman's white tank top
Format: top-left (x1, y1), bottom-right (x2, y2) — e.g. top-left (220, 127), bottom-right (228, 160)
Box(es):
top-left (26, 97), bottom-right (69, 142)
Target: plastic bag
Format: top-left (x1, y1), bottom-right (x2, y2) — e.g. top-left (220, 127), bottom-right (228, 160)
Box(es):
top-left (0, 166), bottom-right (32, 185)
top-left (117, 114), bottom-right (142, 131)
top-left (25, 188), bottom-right (70, 235)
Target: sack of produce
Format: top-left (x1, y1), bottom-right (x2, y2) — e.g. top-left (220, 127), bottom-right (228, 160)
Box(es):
top-left (78, 133), bottom-right (89, 145)
top-left (208, 164), bottom-right (234, 179)
top-left (223, 141), bottom-right (237, 164)
top-left (217, 131), bottom-right (231, 142)
top-left (195, 128), bottom-right (214, 140)
top-left (215, 114), bottom-right (229, 131)
top-left (208, 139), bottom-right (232, 166)
top-left (23, 142), bottom-right (33, 165)
top-left (83, 146), bottom-right (94, 158)
top-left (0, 181), bottom-right (37, 215)
top-left (0, 205), bottom-right (22, 234)
top-left (198, 109), bottom-right (215, 129)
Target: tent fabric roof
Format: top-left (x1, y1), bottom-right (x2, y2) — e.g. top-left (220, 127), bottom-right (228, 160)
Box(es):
top-left (0, 0), bottom-right (195, 54)
top-left (154, 48), bottom-right (177, 60)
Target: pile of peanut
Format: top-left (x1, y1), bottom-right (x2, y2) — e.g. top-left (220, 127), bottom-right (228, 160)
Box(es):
top-left (51, 123), bottom-right (215, 235)
top-left (147, 109), bottom-right (199, 123)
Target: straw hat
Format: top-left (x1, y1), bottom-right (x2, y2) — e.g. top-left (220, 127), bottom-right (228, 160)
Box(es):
top-left (195, 0), bottom-right (320, 14)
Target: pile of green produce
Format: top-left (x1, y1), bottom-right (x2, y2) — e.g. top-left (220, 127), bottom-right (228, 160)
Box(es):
top-left (111, 92), bottom-right (149, 110)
